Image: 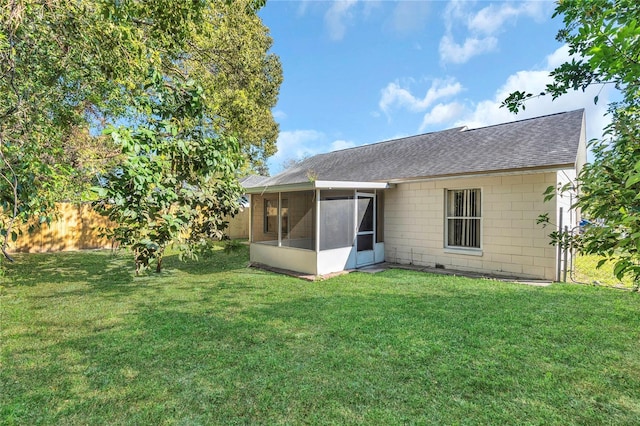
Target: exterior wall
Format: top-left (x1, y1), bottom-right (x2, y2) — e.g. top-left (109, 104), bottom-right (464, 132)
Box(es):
top-left (555, 169), bottom-right (578, 281)
top-left (317, 246), bottom-right (355, 275)
top-left (225, 209), bottom-right (250, 239)
top-left (252, 238), bottom-right (384, 276)
top-left (250, 243), bottom-right (317, 275)
top-left (384, 172), bottom-right (566, 280)
top-left (556, 169), bottom-right (578, 230)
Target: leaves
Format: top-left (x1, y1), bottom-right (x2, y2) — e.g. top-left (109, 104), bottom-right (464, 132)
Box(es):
top-left (500, 91), bottom-right (534, 113)
top-left (1, 0), bottom-right (280, 267)
top-left (503, 0), bottom-right (640, 285)
top-left (94, 76), bottom-right (244, 274)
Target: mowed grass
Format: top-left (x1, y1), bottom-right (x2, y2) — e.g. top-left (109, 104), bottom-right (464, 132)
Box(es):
top-left (1, 245), bottom-right (640, 425)
top-left (573, 254), bottom-right (636, 289)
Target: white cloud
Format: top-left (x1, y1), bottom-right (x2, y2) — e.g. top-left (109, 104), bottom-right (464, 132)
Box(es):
top-left (438, 34), bottom-right (498, 65)
top-left (388, 1), bottom-right (431, 36)
top-left (325, 0), bottom-right (358, 41)
top-left (468, 2), bottom-right (547, 35)
top-left (440, 0), bottom-right (552, 64)
top-left (545, 44), bottom-right (572, 68)
top-left (447, 46), bottom-right (613, 143)
top-left (330, 139), bottom-right (356, 151)
top-left (419, 102), bottom-right (466, 131)
top-left (272, 110), bottom-right (287, 121)
top-left (269, 132), bottom-right (359, 174)
top-left (270, 130), bottom-right (325, 172)
top-left (467, 4), bottom-right (517, 34)
top-left (442, 0), bottom-right (466, 32)
top-left (379, 78), bottom-right (463, 114)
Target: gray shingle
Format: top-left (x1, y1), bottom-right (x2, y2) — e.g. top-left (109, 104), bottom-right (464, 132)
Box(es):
top-left (240, 174), bottom-right (270, 188)
top-left (246, 109), bottom-right (584, 188)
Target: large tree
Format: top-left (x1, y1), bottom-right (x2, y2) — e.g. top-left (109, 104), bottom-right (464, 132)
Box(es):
top-left (188, 0), bottom-right (282, 172)
top-left (503, 0), bottom-right (640, 285)
top-left (0, 0), bottom-right (281, 265)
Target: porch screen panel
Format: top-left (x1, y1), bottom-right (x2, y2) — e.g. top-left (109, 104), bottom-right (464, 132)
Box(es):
top-left (281, 191), bottom-right (315, 250)
top-left (264, 199), bottom-right (278, 234)
top-left (320, 192), bottom-right (354, 250)
top-left (446, 189), bottom-right (481, 248)
top-left (280, 198), bottom-right (289, 240)
top-left (251, 194), bottom-right (279, 243)
top-left (357, 197), bottom-right (374, 232)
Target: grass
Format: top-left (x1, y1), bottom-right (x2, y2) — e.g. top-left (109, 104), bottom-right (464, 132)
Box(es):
top-left (573, 254), bottom-right (636, 289)
top-left (1, 245), bottom-right (640, 425)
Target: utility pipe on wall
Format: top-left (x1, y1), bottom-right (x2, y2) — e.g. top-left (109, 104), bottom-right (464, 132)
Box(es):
top-left (557, 207), bottom-right (563, 282)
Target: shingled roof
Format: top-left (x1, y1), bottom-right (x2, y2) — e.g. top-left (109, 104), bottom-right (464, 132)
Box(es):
top-left (245, 109), bottom-right (585, 190)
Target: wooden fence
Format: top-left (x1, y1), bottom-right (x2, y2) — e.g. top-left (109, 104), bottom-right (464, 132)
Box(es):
top-left (8, 203), bottom-right (250, 253)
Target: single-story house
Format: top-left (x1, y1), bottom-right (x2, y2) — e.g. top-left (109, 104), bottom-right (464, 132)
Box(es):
top-left (242, 109), bottom-right (586, 281)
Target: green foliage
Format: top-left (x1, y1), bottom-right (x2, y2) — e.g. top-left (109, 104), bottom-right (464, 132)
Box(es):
top-left (0, 0), bottom-right (281, 261)
top-left (187, 0), bottom-right (283, 172)
top-left (578, 109), bottom-right (640, 284)
top-left (94, 74), bottom-right (244, 274)
top-left (504, 0), bottom-right (640, 285)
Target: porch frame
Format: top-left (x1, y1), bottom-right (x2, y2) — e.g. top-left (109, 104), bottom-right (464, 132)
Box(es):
top-left (246, 180), bottom-right (392, 276)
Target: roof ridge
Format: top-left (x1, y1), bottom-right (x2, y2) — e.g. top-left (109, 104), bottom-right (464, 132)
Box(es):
top-left (317, 126), bottom-right (467, 156)
top-left (312, 109), bottom-right (584, 158)
top-left (461, 109), bottom-right (584, 133)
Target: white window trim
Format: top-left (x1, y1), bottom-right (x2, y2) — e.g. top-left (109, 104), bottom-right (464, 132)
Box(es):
top-left (444, 187), bottom-right (483, 252)
top-left (444, 247), bottom-right (483, 256)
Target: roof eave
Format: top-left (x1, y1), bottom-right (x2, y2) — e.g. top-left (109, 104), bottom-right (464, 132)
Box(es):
top-left (387, 164), bottom-right (577, 184)
top-left (243, 180), bottom-right (393, 194)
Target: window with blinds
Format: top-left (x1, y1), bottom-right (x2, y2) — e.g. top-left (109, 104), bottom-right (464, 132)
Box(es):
top-left (446, 189), bottom-right (481, 249)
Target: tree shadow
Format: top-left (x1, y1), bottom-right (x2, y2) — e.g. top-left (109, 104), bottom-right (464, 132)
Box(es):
top-left (159, 244), bottom-right (251, 276)
top-left (3, 251), bottom-right (133, 288)
top-left (3, 243), bottom-right (253, 288)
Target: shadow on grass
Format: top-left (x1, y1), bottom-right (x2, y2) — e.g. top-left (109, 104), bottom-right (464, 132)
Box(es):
top-left (159, 245), bottom-right (250, 276)
top-left (3, 244), bottom-right (251, 292)
top-left (3, 277), bottom-right (639, 424)
top-left (4, 251), bottom-right (134, 288)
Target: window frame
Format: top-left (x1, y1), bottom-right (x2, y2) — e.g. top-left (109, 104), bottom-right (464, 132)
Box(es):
top-left (444, 188), bottom-right (482, 251)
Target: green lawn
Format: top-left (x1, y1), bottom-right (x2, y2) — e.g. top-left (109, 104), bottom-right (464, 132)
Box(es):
top-left (573, 254), bottom-right (636, 289)
top-left (2, 246), bottom-right (640, 425)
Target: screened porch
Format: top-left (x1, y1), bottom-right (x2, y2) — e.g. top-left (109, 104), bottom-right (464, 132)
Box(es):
top-left (247, 183), bottom-right (388, 276)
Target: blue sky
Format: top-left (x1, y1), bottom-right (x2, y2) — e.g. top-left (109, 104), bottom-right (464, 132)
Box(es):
top-left (259, 1), bottom-right (614, 174)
